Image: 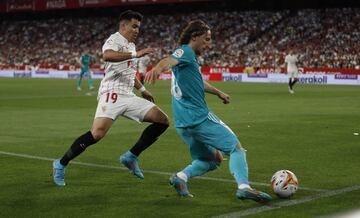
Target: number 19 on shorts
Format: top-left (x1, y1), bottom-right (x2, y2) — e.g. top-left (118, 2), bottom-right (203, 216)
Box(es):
top-left (105, 93), bottom-right (118, 103)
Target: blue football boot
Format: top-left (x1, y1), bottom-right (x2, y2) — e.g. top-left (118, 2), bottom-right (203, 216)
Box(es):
top-left (236, 188), bottom-right (272, 203)
top-left (53, 159), bottom-right (66, 186)
top-left (169, 174), bottom-right (193, 197)
top-left (120, 151), bottom-right (144, 179)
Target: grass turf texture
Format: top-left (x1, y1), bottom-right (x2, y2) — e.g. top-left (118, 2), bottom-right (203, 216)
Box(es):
top-left (0, 78), bottom-right (359, 218)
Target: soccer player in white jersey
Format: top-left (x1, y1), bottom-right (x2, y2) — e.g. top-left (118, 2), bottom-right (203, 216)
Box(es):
top-left (52, 10), bottom-right (169, 186)
top-left (284, 50), bottom-right (299, 94)
top-left (135, 55), bottom-right (151, 84)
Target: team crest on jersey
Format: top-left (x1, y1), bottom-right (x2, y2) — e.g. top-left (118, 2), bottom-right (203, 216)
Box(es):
top-left (106, 39), bottom-right (114, 46)
top-left (173, 49), bottom-right (184, 58)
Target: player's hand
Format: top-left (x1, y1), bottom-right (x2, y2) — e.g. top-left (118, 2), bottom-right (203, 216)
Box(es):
top-left (136, 48), bottom-right (155, 58)
top-left (141, 90), bottom-right (155, 103)
top-left (218, 92), bottom-right (230, 104)
top-left (144, 69), bottom-right (158, 85)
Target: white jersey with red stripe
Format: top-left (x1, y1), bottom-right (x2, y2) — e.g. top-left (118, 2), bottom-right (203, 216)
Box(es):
top-left (98, 32), bottom-right (137, 99)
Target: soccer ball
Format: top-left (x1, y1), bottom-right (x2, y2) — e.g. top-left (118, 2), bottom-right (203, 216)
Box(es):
top-left (271, 170), bottom-right (299, 198)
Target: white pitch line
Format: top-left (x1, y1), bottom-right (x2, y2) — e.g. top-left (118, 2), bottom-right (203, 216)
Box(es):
top-left (213, 185), bottom-right (360, 218)
top-left (0, 94), bottom-right (90, 100)
top-left (0, 150), bottom-right (327, 192)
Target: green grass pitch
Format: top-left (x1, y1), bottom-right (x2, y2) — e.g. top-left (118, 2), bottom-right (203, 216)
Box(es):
top-left (0, 78), bottom-right (359, 218)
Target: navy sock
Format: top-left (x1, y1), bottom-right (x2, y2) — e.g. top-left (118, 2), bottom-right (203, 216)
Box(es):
top-left (291, 78), bottom-right (298, 88)
top-left (130, 123), bottom-right (168, 156)
top-left (60, 131), bottom-right (97, 166)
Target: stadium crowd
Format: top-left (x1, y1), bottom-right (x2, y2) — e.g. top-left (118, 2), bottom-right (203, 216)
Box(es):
top-left (0, 8), bottom-right (359, 69)
top-left (242, 8), bottom-right (360, 69)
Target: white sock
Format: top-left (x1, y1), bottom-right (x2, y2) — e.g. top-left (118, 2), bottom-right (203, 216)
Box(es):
top-left (238, 183), bottom-right (251, 190)
top-left (176, 171), bottom-right (188, 182)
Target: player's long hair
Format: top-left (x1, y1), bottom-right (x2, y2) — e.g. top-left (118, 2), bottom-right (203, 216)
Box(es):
top-left (178, 20), bottom-right (210, 45)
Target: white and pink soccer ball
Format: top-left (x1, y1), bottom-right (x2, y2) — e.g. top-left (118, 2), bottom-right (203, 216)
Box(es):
top-left (271, 170), bottom-right (299, 198)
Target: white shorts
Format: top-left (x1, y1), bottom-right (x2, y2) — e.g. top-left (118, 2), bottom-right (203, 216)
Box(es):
top-left (95, 93), bottom-right (156, 122)
top-left (287, 70), bottom-right (299, 78)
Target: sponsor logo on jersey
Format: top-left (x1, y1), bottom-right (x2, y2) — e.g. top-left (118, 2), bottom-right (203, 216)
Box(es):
top-left (173, 49), bottom-right (184, 58)
top-left (106, 39), bottom-right (114, 45)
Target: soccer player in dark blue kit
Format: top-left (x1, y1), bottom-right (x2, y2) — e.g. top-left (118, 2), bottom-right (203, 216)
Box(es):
top-left (146, 20), bottom-right (272, 203)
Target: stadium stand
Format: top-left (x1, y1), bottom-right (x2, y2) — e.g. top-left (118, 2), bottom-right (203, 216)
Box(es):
top-left (0, 7), bottom-right (359, 69)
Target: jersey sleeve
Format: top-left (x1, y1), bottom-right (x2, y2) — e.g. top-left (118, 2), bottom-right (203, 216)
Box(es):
top-left (143, 56), bottom-right (151, 65)
top-left (171, 46), bottom-right (192, 66)
top-left (102, 35), bottom-right (118, 52)
top-left (284, 55), bottom-right (289, 63)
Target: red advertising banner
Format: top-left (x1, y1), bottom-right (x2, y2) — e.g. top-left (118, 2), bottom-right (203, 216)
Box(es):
top-left (6, 0), bottom-right (34, 12)
top-left (1, 0), bottom-right (214, 12)
top-left (201, 66), bottom-right (360, 75)
top-left (1, 65), bottom-right (360, 75)
top-left (201, 66), bottom-right (245, 73)
top-left (303, 67), bottom-right (360, 75)
top-left (158, 71), bottom-right (223, 81)
top-left (201, 72), bottom-right (223, 81)
top-left (45, 0), bottom-right (67, 9)
top-left (0, 2), bottom-right (6, 12)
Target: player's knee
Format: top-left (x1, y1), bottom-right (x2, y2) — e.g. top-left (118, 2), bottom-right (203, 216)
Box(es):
top-left (157, 113), bottom-right (169, 125)
top-left (144, 107), bottom-right (169, 125)
top-left (214, 150), bottom-right (223, 164)
top-left (153, 107), bottom-right (169, 125)
top-left (160, 117), bottom-right (169, 126)
top-left (90, 129), bottom-right (106, 141)
top-left (207, 151), bottom-right (223, 171)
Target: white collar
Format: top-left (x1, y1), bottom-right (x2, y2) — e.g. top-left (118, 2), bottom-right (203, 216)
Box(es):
top-left (116, 32), bottom-right (129, 44)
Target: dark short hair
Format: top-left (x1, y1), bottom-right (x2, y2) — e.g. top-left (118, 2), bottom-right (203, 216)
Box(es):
top-left (119, 10), bottom-right (143, 22)
top-left (178, 20), bottom-right (210, 45)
